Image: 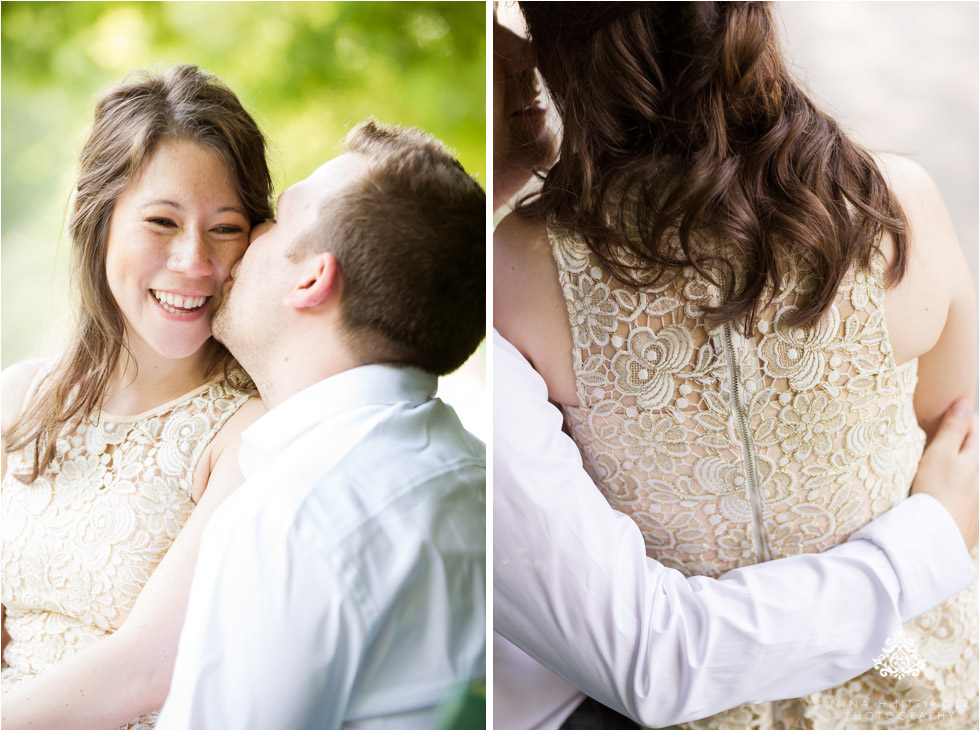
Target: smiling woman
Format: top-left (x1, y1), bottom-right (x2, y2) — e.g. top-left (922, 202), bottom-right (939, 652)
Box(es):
top-left (105, 140), bottom-right (249, 363)
top-left (0, 65), bottom-right (271, 729)
top-left (5, 65), bottom-right (271, 479)
top-left (3, 1), bottom-right (487, 446)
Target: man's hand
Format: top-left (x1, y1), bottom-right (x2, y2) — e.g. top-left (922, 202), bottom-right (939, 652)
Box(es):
top-left (911, 398), bottom-right (979, 549)
top-left (493, 5), bottom-right (556, 210)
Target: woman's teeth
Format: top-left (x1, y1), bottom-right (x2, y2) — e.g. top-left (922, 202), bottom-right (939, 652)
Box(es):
top-left (151, 290), bottom-right (207, 313)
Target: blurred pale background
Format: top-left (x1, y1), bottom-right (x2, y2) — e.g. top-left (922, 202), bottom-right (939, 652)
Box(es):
top-left (777, 1), bottom-right (978, 294)
top-left (1, 1), bottom-right (487, 439)
top-left (497, 0), bottom-right (978, 298)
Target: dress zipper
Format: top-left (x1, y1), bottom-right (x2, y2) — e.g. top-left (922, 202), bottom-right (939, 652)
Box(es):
top-left (721, 322), bottom-right (771, 563)
top-left (722, 323), bottom-right (779, 726)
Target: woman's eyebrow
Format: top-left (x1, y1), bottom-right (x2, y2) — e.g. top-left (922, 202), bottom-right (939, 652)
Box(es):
top-left (140, 199), bottom-right (181, 209)
top-left (138, 200), bottom-right (245, 215)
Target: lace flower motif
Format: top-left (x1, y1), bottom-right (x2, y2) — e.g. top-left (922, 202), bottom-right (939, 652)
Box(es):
top-left (568, 274), bottom-right (619, 348)
top-left (551, 228), bottom-right (591, 274)
top-left (716, 522), bottom-right (758, 564)
top-left (620, 413), bottom-right (690, 474)
top-left (760, 306), bottom-right (841, 391)
top-left (136, 476), bottom-right (194, 539)
top-left (776, 393), bottom-right (847, 462)
top-left (765, 518), bottom-right (805, 557)
top-left (55, 455), bottom-right (107, 494)
top-left (611, 326), bottom-right (695, 410)
top-left (681, 272), bottom-right (722, 319)
top-left (158, 414), bottom-right (209, 478)
top-left (844, 269), bottom-right (881, 311)
top-left (84, 419), bottom-right (132, 457)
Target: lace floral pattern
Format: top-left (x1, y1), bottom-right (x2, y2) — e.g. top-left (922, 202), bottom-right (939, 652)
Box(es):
top-left (1, 368), bottom-right (252, 729)
top-left (550, 222), bottom-right (978, 730)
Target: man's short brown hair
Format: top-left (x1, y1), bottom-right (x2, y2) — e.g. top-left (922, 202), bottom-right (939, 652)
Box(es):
top-left (301, 119), bottom-right (485, 376)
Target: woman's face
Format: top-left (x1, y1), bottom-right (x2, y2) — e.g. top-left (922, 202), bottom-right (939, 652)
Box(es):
top-left (105, 139), bottom-right (250, 361)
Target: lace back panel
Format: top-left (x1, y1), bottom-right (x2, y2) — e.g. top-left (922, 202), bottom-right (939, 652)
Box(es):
top-left (549, 223), bottom-right (977, 729)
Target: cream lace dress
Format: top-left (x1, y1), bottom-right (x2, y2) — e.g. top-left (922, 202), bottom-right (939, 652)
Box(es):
top-left (549, 223), bottom-right (978, 729)
top-left (1, 365), bottom-right (252, 729)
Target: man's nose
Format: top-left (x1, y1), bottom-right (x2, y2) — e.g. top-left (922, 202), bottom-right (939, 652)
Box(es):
top-left (167, 229), bottom-right (213, 278)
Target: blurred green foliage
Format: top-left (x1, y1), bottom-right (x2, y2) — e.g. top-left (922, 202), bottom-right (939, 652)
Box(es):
top-left (435, 677), bottom-right (486, 729)
top-left (1, 1), bottom-right (486, 367)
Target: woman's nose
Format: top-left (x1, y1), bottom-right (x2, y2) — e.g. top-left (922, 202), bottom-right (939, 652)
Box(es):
top-left (167, 230), bottom-right (214, 277)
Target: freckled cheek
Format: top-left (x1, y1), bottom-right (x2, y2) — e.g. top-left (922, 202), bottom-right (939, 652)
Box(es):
top-left (213, 238), bottom-right (250, 277)
top-left (106, 229), bottom-right (163, 291)
top-left (104, 249), bottom-right (140, 301)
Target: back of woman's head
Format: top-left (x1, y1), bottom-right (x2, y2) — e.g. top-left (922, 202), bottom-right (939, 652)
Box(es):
top-left (518, 1), bottom-right (907, 331)
top-left (8, 64), bottom-right (272, 482)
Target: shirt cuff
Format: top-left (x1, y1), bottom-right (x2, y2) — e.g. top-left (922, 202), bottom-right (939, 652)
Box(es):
top-left (850, 494), bottom-right (975, 621)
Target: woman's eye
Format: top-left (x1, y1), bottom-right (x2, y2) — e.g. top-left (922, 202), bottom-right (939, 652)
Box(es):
top-left (148, 218), bottom-right (177, 228)
top-left (212, 225), bottom-right (245, 235)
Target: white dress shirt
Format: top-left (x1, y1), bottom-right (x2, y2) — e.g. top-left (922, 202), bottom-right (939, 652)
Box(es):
top-left (492, 329), bottom-right (975, 730)
top-left (157, 365), bottom-right (486, 730)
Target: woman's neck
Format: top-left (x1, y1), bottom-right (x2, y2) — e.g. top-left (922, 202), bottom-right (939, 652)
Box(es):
top-left (101, 337), bottom-right (219, 417)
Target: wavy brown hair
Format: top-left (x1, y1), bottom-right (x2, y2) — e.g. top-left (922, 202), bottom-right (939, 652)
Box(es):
top-left (6, 65), bottom-right (272, 482)
top-left (516, 1), bottom-right (908, 333)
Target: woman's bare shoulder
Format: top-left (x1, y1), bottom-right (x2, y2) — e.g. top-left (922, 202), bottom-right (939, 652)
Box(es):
top-left (190, 395), bottom-right (266, 503)
top-left (873, 153), bottom-right (969, 362)
top-left (872, 152), bottom-right (976, 436)
top-left (493, 211), bottom-right (554, 307)
top-left (495, 208), bottom-right (551, 250)
top-left (1, 358), bottom-right (49, 433)
top-left (493, 210), bottom-right (557, 346)
top-left (218, 394), bottom-right (267, 438)
top-left (874, 152), bottom-right (961, 274)
top-left (494, 210), bottom-right (579, 405)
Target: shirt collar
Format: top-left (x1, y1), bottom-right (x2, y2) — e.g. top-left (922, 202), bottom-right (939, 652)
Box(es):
top-left (240, 364), bottom-right (437, 476)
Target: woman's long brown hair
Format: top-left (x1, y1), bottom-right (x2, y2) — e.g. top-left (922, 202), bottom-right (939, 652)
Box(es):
top-left (5, 65), bottom-right (273, 483)
top-left (517, 2), bottom-right (908, 333)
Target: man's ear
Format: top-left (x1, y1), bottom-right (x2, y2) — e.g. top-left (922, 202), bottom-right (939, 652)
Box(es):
top-left (283, 252), bottom-right (340, 310)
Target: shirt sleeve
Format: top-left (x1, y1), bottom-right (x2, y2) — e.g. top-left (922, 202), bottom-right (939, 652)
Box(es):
top-left (156, 487), bottom-right (363, 730)
top-left (491, 330), bottom-right (975, 728)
